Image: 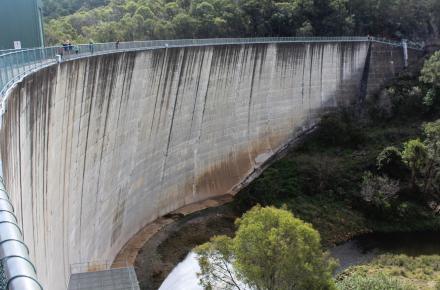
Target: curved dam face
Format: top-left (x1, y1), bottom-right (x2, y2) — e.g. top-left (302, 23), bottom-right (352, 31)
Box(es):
top-left (0, 41), bottom-right (419, 289)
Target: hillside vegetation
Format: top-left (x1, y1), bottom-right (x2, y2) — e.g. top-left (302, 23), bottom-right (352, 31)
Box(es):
top-left (233, 51), bottom-right (440, 246)
top-left (43, 0), bottom-right (440, 45)
top-left (337, 254), bottom-right (440, 290)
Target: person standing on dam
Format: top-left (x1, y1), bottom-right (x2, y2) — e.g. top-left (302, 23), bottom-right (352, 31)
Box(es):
top-left (89, 40), bottom-right (94, 54)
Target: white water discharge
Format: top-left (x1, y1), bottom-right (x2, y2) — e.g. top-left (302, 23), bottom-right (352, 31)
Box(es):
top-left (159, 252), bottom-right (252, 290)
top-left (159, 253), bottom-right (202, 290)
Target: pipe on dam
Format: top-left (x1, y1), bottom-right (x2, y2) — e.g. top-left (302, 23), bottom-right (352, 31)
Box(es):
top-left (0, 40), bottom-right (422, 289)
top-left (0, 173), bottom-right (42, 290)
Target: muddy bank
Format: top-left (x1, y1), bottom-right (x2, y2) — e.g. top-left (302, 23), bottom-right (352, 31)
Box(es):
top-left (134, 204), bottom-right (240, 290)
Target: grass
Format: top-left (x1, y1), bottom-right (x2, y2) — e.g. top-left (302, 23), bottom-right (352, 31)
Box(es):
top-left (337, 254), bottom-right (440, 290)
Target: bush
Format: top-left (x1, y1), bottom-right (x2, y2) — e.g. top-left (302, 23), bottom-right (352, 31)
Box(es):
top-left (377, 146), bottom-right (408, 179)
top-left (316, 112), bottom-right (365, 148)
top-left (391, 87), bottom-right (425, 118)
top-left (337, 254), bottom-right (440, 290)
top-left (360, 172), bottom-right (400, 210)
top-left (420, 51), bottom-right (440, 112)
top-left (336, 272), bottom-right (415, 290)
top-left (402, 139), bottom-right (428, 188)
top-left (235, 159), bottom-right (301, 208)
top-left (421, 51), bottom-right (440, 87)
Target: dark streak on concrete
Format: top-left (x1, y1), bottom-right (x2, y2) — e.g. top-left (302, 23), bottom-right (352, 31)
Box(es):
top-left (78, 56), bottom-right (98, 260)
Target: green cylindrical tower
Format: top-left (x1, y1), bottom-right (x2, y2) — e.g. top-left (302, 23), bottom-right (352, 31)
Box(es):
top-left (0, 0), bottom-right (44, 50)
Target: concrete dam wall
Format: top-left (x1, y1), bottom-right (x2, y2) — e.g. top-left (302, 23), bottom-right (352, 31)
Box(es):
top-left (0, 41), bottom-right (420, 289)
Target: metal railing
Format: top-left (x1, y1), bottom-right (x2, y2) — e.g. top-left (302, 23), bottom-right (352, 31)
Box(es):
top-left (0, 49), bottom-right (29, 56)
top-left (372, 37), bottom-right (424, 50)
top-left (0, 37), bottom-right (423, 101)
top-left (70, 260), bottom-right (131, 275)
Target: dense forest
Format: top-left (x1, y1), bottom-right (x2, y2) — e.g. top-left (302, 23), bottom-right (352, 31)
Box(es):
top-left (42, 0), bottom-right (440, 45)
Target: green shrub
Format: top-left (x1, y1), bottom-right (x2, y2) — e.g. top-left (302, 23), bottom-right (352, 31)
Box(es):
top-left (336, 272), bottom-right (415, 290)
top-left (316, 112), bottom-right (365, 148)
top-left (387, 84), bottom-right (425, 120)
top-left (377, 146), bottom-right (408, 179)
top-left (360, 172), bottom-right (400, 210)
top-left (419, 51), bottom-right (440, 113)
top-left (402, 139), bottom-right (428, 188)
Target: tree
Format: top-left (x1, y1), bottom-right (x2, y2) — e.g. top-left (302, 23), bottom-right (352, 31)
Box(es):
top-left (172, 13), bottom-right (197, 38)
top-left (421, 51), bottom-right (440, 83)
top-left (309, 0), bottom-right (354, 36)
top-left (195, 206), bottom-right (337, 290)
top-left (42, 0), bottom-right (108, 19)
top-left (420, 51), bottom-right (440, 108)
top-left (240, 0), bottom-right (274, 36)
top-left (42, 0), bottom-right (439, 45)
top-left (360, 172), bottom-right (400, 210)
top-left (402, 139), bottom-right (428, 189)
top-left (196, 236), bottom-right (244, 290)
top-left (421, 120), bottom-right (440, 195)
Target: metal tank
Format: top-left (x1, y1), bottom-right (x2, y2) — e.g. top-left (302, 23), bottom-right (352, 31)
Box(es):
top-left (0, 0), bottom-right (44, 50)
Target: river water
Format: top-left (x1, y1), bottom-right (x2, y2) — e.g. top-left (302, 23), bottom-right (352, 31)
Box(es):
top-left (159, 231), bottom-right (440, 290)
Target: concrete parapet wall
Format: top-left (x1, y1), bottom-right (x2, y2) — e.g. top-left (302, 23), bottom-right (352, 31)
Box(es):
top-left (0, 41), bottom-right (420, 289)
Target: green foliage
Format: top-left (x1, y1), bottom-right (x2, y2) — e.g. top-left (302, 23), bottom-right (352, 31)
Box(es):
top-left (336, 273), bottom-right (415, 290)
top-left (236, 101), bottom-right (440, 245)
top-left (195, 236), bottom-right (241, 290)
top-left (420, 51), bottom-right (440, 110)
top-left (338, 254), bottom-right (440, 290)
top-left (420, 120), bottom-right (440, 195)
top-left (402, 139), bottom-right (428, 187)
top-left (377, 146), bottom-right (407, 179)
top-left (42, 0), bottom-right (109, 19)
top-left (421, 52), bottom-right (440, 89)
top-left (42, 0), bottom-right (440, 45)
top-left (389, 120), bottom-right (440, 195)
top-left (360, 172), bottom-right (400, 211)
top-left (379, 82), bottom-right (425, 121)
top-left (315, 112), bottom-right (365, 148)
top-left (195, 206), bottom-right (337, 290)
top-left (368, 54), bottom-right (440, 122)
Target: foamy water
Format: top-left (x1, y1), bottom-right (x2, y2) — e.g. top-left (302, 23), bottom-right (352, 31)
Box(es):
top-left (159, 252), bottom-right (203, 290)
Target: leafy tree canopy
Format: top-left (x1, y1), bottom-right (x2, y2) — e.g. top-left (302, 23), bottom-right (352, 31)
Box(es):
top-left (195, 206), bottom-right (337, 290)
top-left (42, 0), bottom-right (440, 45)
top-left (421, 51), bottom-right (440, 89)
